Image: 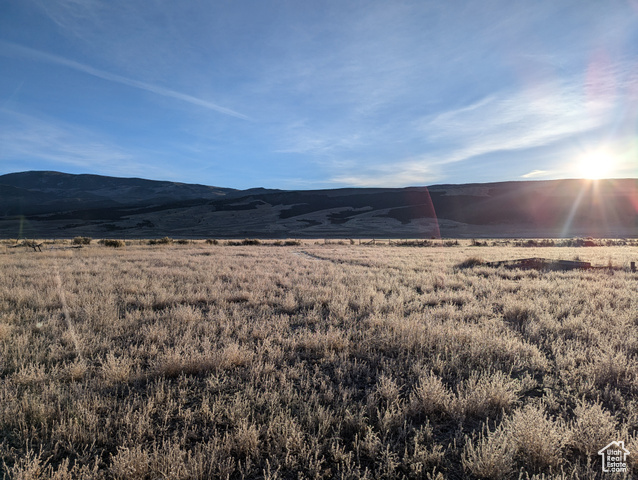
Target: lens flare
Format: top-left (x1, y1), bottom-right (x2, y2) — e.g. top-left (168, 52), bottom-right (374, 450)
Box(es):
top-left (576, 149), bottom-right (616, 180)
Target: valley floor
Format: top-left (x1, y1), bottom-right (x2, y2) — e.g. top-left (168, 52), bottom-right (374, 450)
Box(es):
top-left (1, 242), bottom-right (637, 479)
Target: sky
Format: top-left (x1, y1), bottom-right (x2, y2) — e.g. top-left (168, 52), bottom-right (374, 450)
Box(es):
top-left (0, 0), bottom-right (637, 189)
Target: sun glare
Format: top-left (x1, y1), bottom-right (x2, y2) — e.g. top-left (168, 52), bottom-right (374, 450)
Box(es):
top-left (576, 150), bottom-right (615, 180)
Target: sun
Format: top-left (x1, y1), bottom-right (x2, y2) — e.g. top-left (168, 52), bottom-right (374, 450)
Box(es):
top-left (576, 149), bottom-right (615, 180)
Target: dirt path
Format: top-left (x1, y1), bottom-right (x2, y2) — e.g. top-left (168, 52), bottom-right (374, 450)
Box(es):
top-left (292, 250), bottom-right (331, 262)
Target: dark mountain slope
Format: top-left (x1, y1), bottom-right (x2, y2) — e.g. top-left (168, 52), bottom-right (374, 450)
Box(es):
top-left (0, 171), bottom-right (244, 215)
top-left (0, 172), bottom-right (635, 238)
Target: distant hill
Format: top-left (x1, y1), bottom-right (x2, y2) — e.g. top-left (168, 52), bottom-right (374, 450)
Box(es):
top-left (0, 171), bottom-right (244, 215)
top-left (0, 171), bottom-right (636, 238)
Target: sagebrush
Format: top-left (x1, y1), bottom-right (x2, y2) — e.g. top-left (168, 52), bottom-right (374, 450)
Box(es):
top-left (0, 242), bottom-right (636, 479)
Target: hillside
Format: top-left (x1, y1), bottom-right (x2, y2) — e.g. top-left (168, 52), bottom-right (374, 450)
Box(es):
top-left (0, 171), bottom-right (636, 238)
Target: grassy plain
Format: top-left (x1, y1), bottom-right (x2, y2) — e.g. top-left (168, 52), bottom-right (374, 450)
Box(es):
top-left (0, 241), bottom-right (637, 479)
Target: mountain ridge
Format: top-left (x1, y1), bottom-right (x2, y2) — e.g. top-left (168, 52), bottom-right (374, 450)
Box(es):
top-left (1, 171), bottom-right (636, 239)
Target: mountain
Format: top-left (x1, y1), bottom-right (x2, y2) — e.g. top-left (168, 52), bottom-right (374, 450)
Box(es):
top-left (0, 171), bottom-right (259, 215)
top-left (0, 171), bottom-right (636, 238)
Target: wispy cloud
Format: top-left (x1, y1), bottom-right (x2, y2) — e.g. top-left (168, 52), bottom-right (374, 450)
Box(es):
top-left (326, 77), bottom-right (619, 187)
top-left (0, 41), bottom-right (250, 120)
top-left (331, 161), bottom-right (441, 188)
top-left (521, 170), bottom-right (551, 178)
top-left (274, 121), bottom-right (365, 155)
top-left (422, 82), bottom-right (613, 164)
top-left (31, 0), bottom-right (104, 41)
top-left (0, 110), bottom-right (154, 177)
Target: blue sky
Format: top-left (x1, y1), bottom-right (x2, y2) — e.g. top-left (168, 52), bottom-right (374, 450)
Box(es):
top-left (1, 0), bottom-right (637, 189)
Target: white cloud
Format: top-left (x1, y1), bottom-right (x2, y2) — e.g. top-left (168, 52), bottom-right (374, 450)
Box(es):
top-left (421, 82), bottom-right (613, 165)
top-left (326, 77), bottom-right (620, 187)
top-left (521, 170), bottom-right (551, 178)
top-left (331, 161), bottom-right (441, 188)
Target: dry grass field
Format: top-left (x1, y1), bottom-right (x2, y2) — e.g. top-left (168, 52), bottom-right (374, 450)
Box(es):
top-left (0, 240), bottom-right (637, 479)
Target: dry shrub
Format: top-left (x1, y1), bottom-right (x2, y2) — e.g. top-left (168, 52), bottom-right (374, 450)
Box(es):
top-left (627, 433), bottom-right (638, 473)
top-left (297, 327), bottom-right (349, 358)
top-left (99, 239), bottom-right (125, 248)
top-left (589, 350), bottom-right (636, 391)
top-left (66, 358), bottom-right (89, 382)
top-left (154, 352), bottom-right (189, 378)
top-left (148, 236), bottom-right (173, 245)
top-left (411, 445), bottom-right (445, 476)
top-left (110, 441), bottom-right (235, 480)
top-left (356, 425), bottom-right (382, 460)
top-left (431, 321), bottom-right (550, 376)
top-left (110, 442), bottom-right (215, 480)
top-left (154, 350), bottom-right (218, 378)
top-left (462, 423), bottom-right (514, 479)
top-left (232, 421), bottom-right (260, 459)
top-left (456, 256), bottom-right (485, 269)
top-left (407, 422), bottom-right (445, 475)
top-left (127, 440), bottom-right (237, 479)
top-left (5, 448), bottom-right (102, 480)
top-left (375, 374), bottom-right (401, 406)
top-left (410, 371), bottom-right (453, 417)
top-left (463, 404), bottom-right (566, 477)
top-left (109, 446), bottom-right (151, 480)
top-left (72, 236), bottom-right (92, 245)
top-left (276, 291), bottom-right (299, 314)
top-left (502, 304), bottom-right (537, 334)
top-left (4, 448), bottom-right (51, 480)
top-left (568, 399), bottom-right (617, 457)
top-left (0, 322), bottom-right (13, 341)
top-left (454, 371), bottom-right (521, 419)
top-left (219, 342), bottom-right (254, 369)
top-left (154, 344), bottom-right (252, 378)
top-left (264, 413), bottom-right (305, 457)
top-left (169, 304), bottom-right (203, 324)
top-left (506, 404), bottom-right (566, 471)
top-left (376, 399), bottom-right (407, 439)
top-left (101, 352), bottom-right (133, 385)
top-left (12, 362), bottom-right (48, 386)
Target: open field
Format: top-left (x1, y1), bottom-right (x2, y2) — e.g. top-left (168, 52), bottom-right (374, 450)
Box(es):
top-left (1, 242), bottom-right (637, 479)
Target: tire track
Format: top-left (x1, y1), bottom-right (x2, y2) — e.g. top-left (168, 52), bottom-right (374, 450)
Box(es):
top-left (52, 264), bottom-right (84, 360)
